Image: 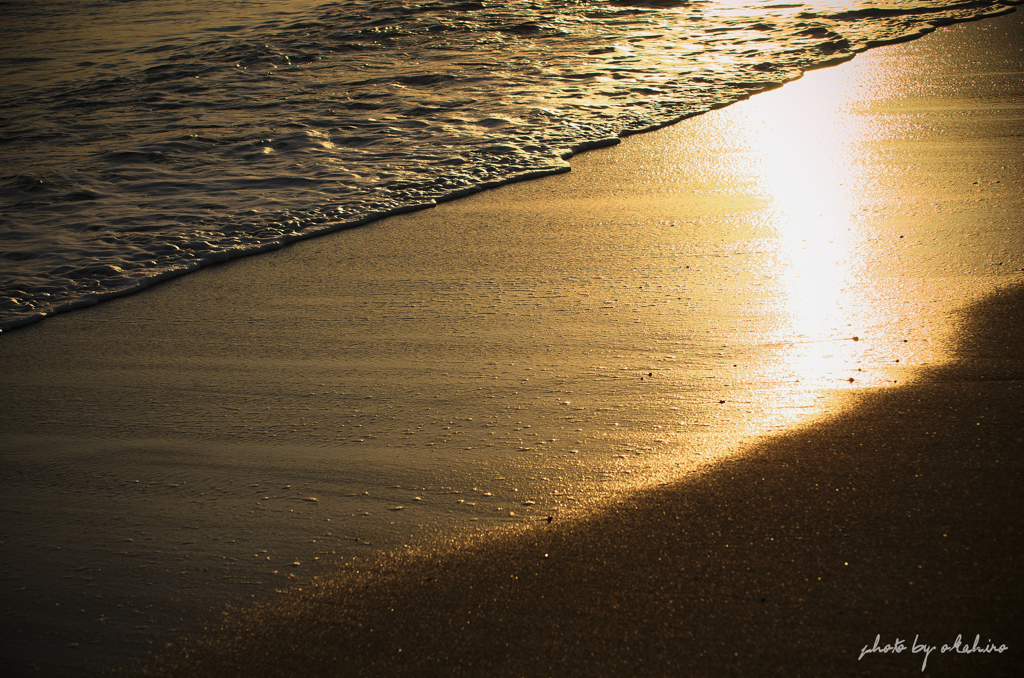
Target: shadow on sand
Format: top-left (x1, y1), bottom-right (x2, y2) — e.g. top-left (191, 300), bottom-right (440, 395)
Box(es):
top-left (129, 283), bottom-right (1024, 677)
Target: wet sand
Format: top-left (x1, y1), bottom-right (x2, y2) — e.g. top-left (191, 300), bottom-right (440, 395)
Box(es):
top-left (133, 286), bottom-right (1024, 677)
top-left (2, 9), bottom-right (1023, 677)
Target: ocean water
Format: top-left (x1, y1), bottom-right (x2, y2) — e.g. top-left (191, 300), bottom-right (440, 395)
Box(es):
top-left (0, 0), bottom-right (1016, 332)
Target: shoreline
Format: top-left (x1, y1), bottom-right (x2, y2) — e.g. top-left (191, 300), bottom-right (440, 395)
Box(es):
top-left (1, 5), bottom-right (1018, 336)
top-left (128, 12), bottom-right (1024, 676)
top-left (2, 9), bottom-right (1023, 677)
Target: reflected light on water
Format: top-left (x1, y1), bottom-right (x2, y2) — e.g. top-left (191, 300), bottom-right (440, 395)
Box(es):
top-left (728, 56), bottom-right (909, 391)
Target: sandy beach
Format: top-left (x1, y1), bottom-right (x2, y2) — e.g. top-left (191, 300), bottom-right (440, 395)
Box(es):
top-left (139, 286), bottom-right (1024, 678)
top-left (2, 8), bottom-right (1022, 677)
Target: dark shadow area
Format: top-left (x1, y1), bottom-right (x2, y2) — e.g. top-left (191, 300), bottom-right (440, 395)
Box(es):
top-left (125, 282), bottom-right (1024, 677)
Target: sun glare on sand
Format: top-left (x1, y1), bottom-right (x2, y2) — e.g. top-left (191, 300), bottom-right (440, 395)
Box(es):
top-left (721, 49), bottom-right (948, 391)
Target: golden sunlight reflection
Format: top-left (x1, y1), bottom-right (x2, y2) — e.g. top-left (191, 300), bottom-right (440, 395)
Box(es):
top-left (724, 50), bottom-right (936, 393)
top-left (582, 38), bottom-right (985, 472)
top-left (744, 75), bottom-right (865, 362)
